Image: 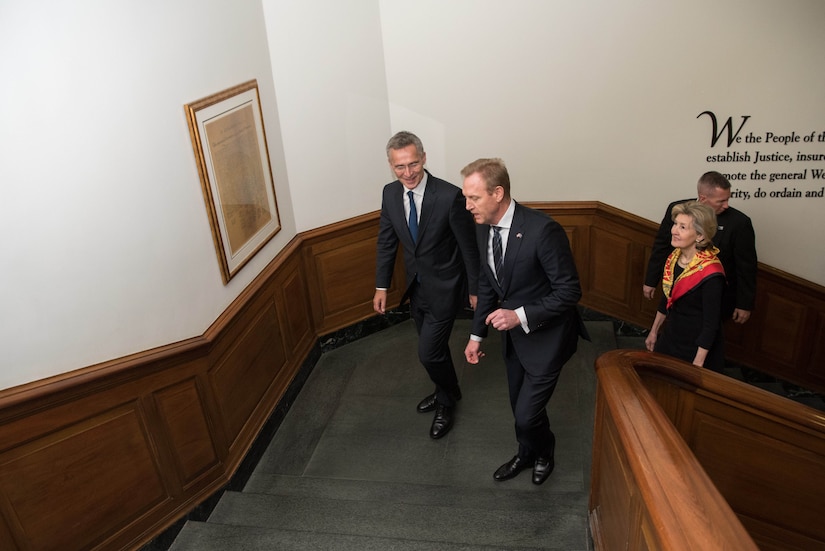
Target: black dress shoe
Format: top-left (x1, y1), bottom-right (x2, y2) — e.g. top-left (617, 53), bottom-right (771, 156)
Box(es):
top-left (416, 392), bottom-right (438, 413)
top-left (416, 388), bottom-right (463, 413)
top-left (532, 456), bottom-right (554, 485)
top-left (493, 455), bottom-right (533, 482)
top-left (429, 404), bottom-right (454, 439)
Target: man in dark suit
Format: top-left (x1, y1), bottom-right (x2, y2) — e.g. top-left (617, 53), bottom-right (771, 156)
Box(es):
top-left (461, 158), bottom-right (588, 485)
top-left (374, 131), bottom-right (479, 439)
top-left (643, 171), bottom-right (757, 324)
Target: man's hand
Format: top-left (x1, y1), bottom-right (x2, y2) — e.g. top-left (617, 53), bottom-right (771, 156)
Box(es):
top-left (643, 285), bottom-right (656, 300)
top-left (464, 340), bottom-right (485, 364)
top-left (732, 308), bottom-right (751, 324)
top-left (469, 294), bottom-right (478, 310)
top-left (373, 289), bottom-right (387, 314)
top-left (485, 308), bottom-right (520, 331)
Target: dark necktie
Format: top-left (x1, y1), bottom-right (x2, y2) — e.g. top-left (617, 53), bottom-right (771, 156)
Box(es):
top-left (408, 190), bottom-right (418, 244)
top-left (492, 226), bottom-right (503, 279)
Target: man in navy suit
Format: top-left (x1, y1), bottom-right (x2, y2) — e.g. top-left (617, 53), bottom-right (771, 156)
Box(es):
top-left (374, 131), bottom-right (479, 439)
top-left (462, 158), bottom-right (588, 485)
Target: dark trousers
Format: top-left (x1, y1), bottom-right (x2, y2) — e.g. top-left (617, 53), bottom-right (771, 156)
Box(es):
top-left (410, 288), bottom-right (460, 407)
top-left (503, 331), bottom-right (573, 460)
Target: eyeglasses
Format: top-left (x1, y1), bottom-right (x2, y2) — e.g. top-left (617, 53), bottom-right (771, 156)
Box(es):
top-left (392, 161), bottom-right (422, 174)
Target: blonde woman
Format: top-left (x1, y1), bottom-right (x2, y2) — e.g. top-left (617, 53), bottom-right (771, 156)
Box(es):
top-left (645, 201), bottom-right (727, 371)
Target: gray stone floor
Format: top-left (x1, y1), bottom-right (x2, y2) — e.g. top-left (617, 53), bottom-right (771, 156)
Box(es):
top-left (168, 319), bottom-right (618, 550)
top-left (163, 314), bottom-right (825, 550)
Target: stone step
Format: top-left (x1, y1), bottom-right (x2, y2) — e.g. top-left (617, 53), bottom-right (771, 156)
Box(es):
top-left (244, 472), bottom-right (586, 513)
top-left (170, 475), bottom-right (590, 550)
top-left (170, 520), bottom-right (553, 551)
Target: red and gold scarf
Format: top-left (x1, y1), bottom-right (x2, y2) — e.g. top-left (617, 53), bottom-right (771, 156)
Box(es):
top-left (662, 246), bottom-right (725, 310)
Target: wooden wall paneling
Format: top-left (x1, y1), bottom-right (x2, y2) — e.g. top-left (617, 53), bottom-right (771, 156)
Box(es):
top-left (151, 377), bottom-right (219, 492)
top-left (596, 414), bottom-right (639, 550)
top-left (0, 402), bottom-right (168, 550)
top-left (725, 264), bottom-right (825, 391)
top-left (588, 225), bottom-right (635, 308)
top-left (0, 506), bottom-right (17, 551)
top-left (563, 225), bottom-right (584, 288)
top-left (756, 291), bottom-right (807, 366)
top-left (0, 202), bottom-right (824, 549)
top-left (0, 344), bottom-right (223, 551)
top-left (721, 317), bottom-right (747, 354)
top-left (591, 395), bottom-right (663, 551)
top-left (303, 215), bottom-right (373, 334)
top-left (587, 382), bottom-right (606, 550)
top-left (541, 201), bottom-right (660, 329)
top-left (638, 512), bottom-right (656, 551)
top-left (635, 373), bottom-right (680, 423)
top-left (0, 336), bottom-right (206, 453)
top-left (301, 213), bottom-right (405, 335)
top-left (312, 228), bottom-right (379, 332)
top-left (531, 202), bottom-right (594, 295)
top-left (139, 243), bottom-right (310, 550)
top-left (680, 397), bottom-right (825, 548)
top-left (592, 351), bottom-right (759, 550)
top-left (589, 203), bottom-right (661, 327)
top-left (739, 516), bottom-right (825, 551)
top-left (591, 374), bottom-right (658, 551)
top-left (635, 242), bottom-right (662, 324)
top-left (808, 309), bottom-right (825, 387)
top-left (207, 298), bottom-right (286, 456)
top-left (274, 254), bottom-right (314, 355)
top-left (566, 221), bottom-right (592, 293)
top-left (625, 351), bottom-right (825, 549)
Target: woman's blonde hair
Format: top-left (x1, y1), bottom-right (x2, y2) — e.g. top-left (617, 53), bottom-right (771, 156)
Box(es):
top-left (671, 200), bottom-right (717, 250)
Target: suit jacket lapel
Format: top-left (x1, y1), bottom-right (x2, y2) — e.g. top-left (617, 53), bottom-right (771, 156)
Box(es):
top-left (390, 181), bottom-right (416, 250)
top-left (499, 203), bottom-right (524, 295)
top-left (477, 224), bottom-right (502, 293)
top-left (418, 172), bottom-right (436, 243)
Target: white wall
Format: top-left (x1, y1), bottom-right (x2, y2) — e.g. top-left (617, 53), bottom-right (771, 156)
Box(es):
top-left (0, 0), bottom-right (297, 388)
top-left (261, 0), bottom-right (392, 232)
top-left (380, 0), bottom-right (825, 286)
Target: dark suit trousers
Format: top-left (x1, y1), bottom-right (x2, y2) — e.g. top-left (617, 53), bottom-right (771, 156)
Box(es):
top-left (503, 331), bottom-right (575, 460)
top-left (409, 285), bottom-right (460, 407)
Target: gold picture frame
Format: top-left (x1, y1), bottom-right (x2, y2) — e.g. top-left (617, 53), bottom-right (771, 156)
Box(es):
top-left (185, 80), bottom-right (281, 284)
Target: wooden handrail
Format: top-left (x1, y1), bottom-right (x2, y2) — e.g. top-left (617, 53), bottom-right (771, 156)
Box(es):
top-left (590, 350), bottom-right (759, 550)
top-left (590, 349), bottom-right (825, 550)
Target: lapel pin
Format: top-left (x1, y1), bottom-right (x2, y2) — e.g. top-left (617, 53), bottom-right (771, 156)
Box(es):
top-left (516, 233), bottom-right (522, 239)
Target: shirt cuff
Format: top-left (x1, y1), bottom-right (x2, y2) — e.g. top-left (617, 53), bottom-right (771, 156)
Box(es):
top-left (470, 334), bottom-right (483, 342)
top-left (516, 307), bottom-right (530, 334)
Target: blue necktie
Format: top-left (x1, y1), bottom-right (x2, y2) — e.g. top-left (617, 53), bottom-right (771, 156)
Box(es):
top-left (492, 226), bottom-right (503, 279)
top-left (408, 190), bottom-right (418, 244)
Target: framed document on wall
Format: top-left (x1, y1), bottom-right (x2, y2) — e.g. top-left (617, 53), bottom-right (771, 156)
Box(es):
top-left (185, 80), bottom-right (281, 284)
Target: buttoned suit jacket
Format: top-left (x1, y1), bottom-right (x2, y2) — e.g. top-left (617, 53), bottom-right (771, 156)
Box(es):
top-left (375, 171), bottom-right (479, 320)
top-left (472, 202), bottom-right (588, 373)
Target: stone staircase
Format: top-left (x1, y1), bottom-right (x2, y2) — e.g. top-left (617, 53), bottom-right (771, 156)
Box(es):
top-left (162, 319), bottom-right (620, 550)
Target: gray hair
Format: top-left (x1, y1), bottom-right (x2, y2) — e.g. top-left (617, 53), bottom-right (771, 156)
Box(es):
top-left (386, 131), bottom-right (424, 158)
top-left (671, 200), bottom-right (717, 250)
